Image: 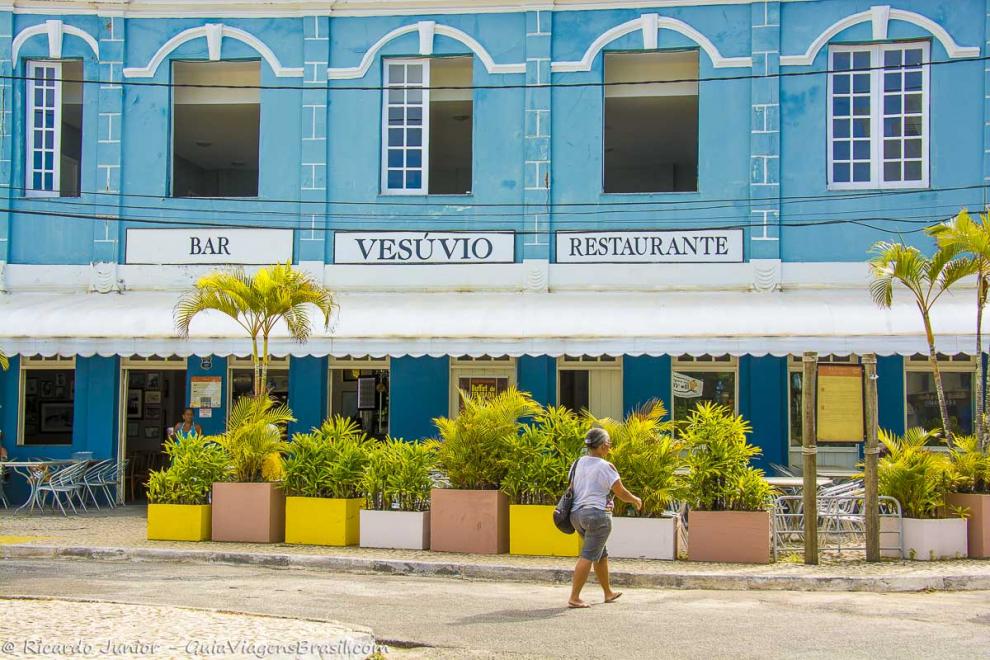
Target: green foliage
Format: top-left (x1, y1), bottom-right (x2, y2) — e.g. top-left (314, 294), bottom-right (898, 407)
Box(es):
top-left (594, 400), bottom-right (683, 518)
top-left (434, 387), bottom-right (542, 490)
top-left (362, 438), bottom-right (439, 511)
top-left (877, 427), bottom-right (959, 519)
top-left (283, 416), bottom-right (370, 499)
top-left (501, 406), bottom-right (590, 505)
top-left (146, 436), bottom-right (230, 505)
top-left (212, 394), bottom-right (294, 483)
top-left (951, 435), bottom-right (990, 494)
top-left (681, 402), bottom-right (776, 512)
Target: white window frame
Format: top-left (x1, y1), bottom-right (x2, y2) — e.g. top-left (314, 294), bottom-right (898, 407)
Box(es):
top-left (18, 356), bottom-right (76, 446)
top-left (827, 41), bottom-right (930, 191)
top-left (25, 60), bottom-right (63, 197)
top-left (671, 355), bottom-right (739, 421)
top-left (903, 353), bottom-right (977, 437)
top-left (381, 58), bottom-right (430, 195)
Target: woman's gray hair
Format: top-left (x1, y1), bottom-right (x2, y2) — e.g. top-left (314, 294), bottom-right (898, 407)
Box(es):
top-left (585, 427), bottom-right (610, 449)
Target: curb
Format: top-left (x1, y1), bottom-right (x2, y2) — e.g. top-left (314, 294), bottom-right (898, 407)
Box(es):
top-left (4, 544), bottom-right (990, 593)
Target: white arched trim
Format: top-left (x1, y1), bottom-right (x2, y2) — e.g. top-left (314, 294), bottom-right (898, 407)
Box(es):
top-left (327, 20), bottom-right (526, 80)
top-left (12, 20), bottom-right (99, 62)
top-left (551, 14), bottom-right (752, 73)
top-left (122, 23), bottom-right (304, 78)
top-left (780, 5), bottom-right (981, 66)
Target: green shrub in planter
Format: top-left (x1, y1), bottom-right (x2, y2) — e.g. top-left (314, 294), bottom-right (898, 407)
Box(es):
top-left (501, 406), bottom-right (588, 506)
top-left (147, 436), bottom-right (230, 506)
top-left (950, 434), bottom-right (990, 495)
top-left (284, 416), bottom-right (370, 499)
top-left (878, 427), bottom-right (958, 519)
top-left (362, 438), bottom-right (439, 512)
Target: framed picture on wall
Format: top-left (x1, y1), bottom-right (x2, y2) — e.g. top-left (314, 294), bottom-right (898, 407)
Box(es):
top-left (41, 381), bottom-right (54, 398)
top-left (54, 386), bottom-right (65, 399)
top-left (145, 406), bottom-right (161, 421)
top-left (357, 376), bottom-right (376, 410)
top-left (127, 421), bottom-right (138, 438)
top-left (146, 373), bottom-right (161, 391)
top-left (40, 403), bottom-right (73, 433)
top-left (127, 390), bottom-right (143, 419)
top-left (129, 372), bottom-right (145, 389)
top-left (143, 426), bottom-right (160, 441)
top-left (55, 373), bottom-right (66, 387)
top-left (145, 391), bottom-right (162, 405)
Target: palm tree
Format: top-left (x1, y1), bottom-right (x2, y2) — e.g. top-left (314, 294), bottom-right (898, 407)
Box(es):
top-left (928, 208), bottom-right (990, 451)
top-left (214, 394), bottom-right (295, 482)
top-left (869, 241), bottom-right (976, 448)
top-left (175, 262), bottom-right (335, 396)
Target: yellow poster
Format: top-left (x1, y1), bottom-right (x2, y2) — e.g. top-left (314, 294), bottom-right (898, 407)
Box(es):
top-left (816, 365), bottom-right (865, 443)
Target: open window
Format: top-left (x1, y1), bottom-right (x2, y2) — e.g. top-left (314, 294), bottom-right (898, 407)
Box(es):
top-left (557, 356), bottom-right (623, 419)
top-left (20, 357), bottom-right (76, 446)
top-left (603, 51), bottom-right (698, 193)
top-left (172, 61), bottom-right (260, 198)
top-left (26, 60), bottom-right (82, 197)
top-left (671, 354), bottom-right (736, 422)
top-left (382, 57), bottom-right (473, 195)
top-left (905, 353), bottom-right (975, 437)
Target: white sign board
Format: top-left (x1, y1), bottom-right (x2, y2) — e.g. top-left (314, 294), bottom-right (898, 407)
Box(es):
top-left (672, 372), bottom-right (704, 399)
top-left (334, 232), bottom-right (514, 265)
top-left (556, 230), bottom-right (744, 264)
top-left (125, 229), bottom-right (294, 265)
top-left (190, 376), bottom-right (222, 409)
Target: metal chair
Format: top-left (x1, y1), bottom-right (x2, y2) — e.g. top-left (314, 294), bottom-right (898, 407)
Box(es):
top-left (80, 459), bottom-right (110, 510)
top-left (95, 459), bottom-right (127, 507)
top-left (769, 462), bottom-right (795, 477)
top-left (36, 462), bottom-right (88, 515)
top-left (0, 464), bottom-right (8, 509)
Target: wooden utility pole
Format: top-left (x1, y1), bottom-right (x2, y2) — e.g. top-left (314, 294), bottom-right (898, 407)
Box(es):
top-left (863, 354), bottom-right (881, 562)
top-left (802, 352), bottom-right (819, 565)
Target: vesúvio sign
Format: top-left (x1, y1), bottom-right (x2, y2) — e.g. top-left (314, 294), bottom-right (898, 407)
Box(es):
top-left (556, 229), bottom-right (744, 263)
top-left (334, 231), bottom-right (515, 265)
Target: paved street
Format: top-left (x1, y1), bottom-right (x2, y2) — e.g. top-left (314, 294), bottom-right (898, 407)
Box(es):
top-left (2, 558), bottom-right (990, 659)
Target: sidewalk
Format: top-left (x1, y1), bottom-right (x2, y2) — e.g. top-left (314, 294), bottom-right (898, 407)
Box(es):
top-left (3, 506), bottom-right (990, 593)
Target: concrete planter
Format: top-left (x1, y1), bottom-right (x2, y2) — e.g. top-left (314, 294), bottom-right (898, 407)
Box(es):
top-left (946, 493), bottom-right (990, 558)
top-left (285, 497), bottom-right (363, 546)
top-left (360, 509), bottom-right (430, 550)
top-left (211, 482), bottom-right (285, 544)
top-left (608, 516), bottom-right (678, 560)
top-left (687, 510), bottom-right (771, 564)
top-left (880, 516), bottom-right (903, 559)
top-left (147, 504), bottom-right (211, 541)
top-left (902, 517), bottom-right (968, 561)
top-left (508, 504), bottom-right (581, 557)
top-left (430, 488), bottom-right (508, 554)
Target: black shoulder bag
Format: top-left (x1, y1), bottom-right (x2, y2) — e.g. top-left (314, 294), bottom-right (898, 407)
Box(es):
top-left (552, 459), bottom-right (580, 534)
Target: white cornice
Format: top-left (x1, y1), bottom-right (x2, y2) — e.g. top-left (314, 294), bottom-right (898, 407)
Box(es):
top-left (781, 5), bottom-right (981, 66)
top-left (1, 0), bottom-right (808, 19)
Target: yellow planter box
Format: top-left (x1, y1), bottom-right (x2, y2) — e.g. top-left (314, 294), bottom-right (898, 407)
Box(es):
top-left (147, 503), bottom-right (212, 542)
top-left (285, 496), bottom-right (363, 546)
top-left (509, 504), bottom-right (581, 557)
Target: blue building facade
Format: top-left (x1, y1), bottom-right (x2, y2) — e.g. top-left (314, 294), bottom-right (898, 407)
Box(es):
top-left (0, 0), bottom-right (984, 487)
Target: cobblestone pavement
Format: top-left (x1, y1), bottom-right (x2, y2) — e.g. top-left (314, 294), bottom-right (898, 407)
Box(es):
top-left (0, 597), bottom-right (379, 660)
top-left (3, 505), bottom-right (990, 581)
top-left (3, 558), bottom-right (990, 659)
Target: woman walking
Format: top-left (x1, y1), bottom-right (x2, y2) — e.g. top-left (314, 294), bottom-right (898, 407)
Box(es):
top-left (568, 427), bottom-right (642, 608)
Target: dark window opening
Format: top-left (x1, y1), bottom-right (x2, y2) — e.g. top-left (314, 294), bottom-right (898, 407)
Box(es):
top-left (559, 370), bottom-right (590, 413)
top-left (23, 369), bottom-right (75, 445)
top-left (172, 61), bottom-right (260, 197)
top-left (428, 58), bottom-right (473, 194)
top-left (604, 51), bottom-right (699, 193)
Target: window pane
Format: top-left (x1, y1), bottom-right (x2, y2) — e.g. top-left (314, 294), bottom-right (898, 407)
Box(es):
top-left (883, 161), bottom-right (901, 182)
top-left (853, 162), bottom-right (871, 182)
top-left (673, 370), bottom-right (736, 421)
top-left (22, 369), bottom-right (75, 446)
top-left (906, 370), bottom-right (973, 436)
top-left (833, 163), bottom-right (850, 183)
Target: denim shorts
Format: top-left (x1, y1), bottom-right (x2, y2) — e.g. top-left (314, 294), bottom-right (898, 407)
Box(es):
top-left (570, 507), bottom-right (611, 561)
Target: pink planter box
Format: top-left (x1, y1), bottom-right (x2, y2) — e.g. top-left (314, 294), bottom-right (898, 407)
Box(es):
top-left (687, 510), bottom-right (771, 564)
top-left (211, 482), bottom-right (285, 544)
top-left (430, 488), bottom-right (508, 554)
top-left (947, 493), bottom-right (990, 558)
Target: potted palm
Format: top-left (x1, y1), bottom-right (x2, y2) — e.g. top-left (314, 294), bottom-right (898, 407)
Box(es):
top-left (360, 437), bottom-right (438, 550)
top-left (682, 402), bottom-right (777, 564)
top-left (596, 400), bottom-right (683, 560)
top-left (948, 435), bottom-right (990, 557)
top-left (879, 428), bottom-right (968, 560)
top-left (210, 394), bottom-right (294, 543)
top-left (502, 406), bottom-right (586, 557)
top-left (283, 417), bottom-right (370, 546)
top-left (431, 387), bottom-right (541, 554)
top-left (146, 435), bottom-right (230, 541)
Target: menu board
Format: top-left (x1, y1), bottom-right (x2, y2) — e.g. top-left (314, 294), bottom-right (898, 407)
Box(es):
top-left (190, 376), bottom-right (222, 409)
top-left (816, 364), bottom-right (865, 443)
top-left (457, 377), bottom-right (509, 410)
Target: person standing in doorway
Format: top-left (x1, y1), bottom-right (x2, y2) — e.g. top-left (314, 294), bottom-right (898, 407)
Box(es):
top-left (170, 408), bottom-right (203, 440)
top-left (568, 427), bottom-right (642, 609)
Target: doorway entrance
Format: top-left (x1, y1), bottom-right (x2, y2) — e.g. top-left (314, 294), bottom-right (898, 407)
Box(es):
top-left (118, 357), bottom-right (187, 503)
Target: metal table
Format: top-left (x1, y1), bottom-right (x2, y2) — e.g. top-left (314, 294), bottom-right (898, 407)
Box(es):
top-left (0, 460), bottom-right (74, 513)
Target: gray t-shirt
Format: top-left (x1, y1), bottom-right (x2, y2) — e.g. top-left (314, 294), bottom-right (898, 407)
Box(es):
top-left (571, 455), bottom-right (620, 511)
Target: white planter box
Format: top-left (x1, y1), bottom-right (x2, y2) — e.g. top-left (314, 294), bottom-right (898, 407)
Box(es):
top-left (359, 509), bottom-right (430, 550)
top-left (902, 517), bottom-right (968, 561)
top-left (607, 516), bottom-right (678, 560)
top-left (880, 516), bottom-right (903, 559)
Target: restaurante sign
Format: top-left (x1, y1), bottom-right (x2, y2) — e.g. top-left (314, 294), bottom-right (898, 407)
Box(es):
top-left (334, 231), bottom-right (514, 264)
top-left (556, 229), bottom-right (744, 263)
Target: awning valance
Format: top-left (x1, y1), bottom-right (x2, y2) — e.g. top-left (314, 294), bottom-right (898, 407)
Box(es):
top-left (0, 289), bottom-right (978, 358)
